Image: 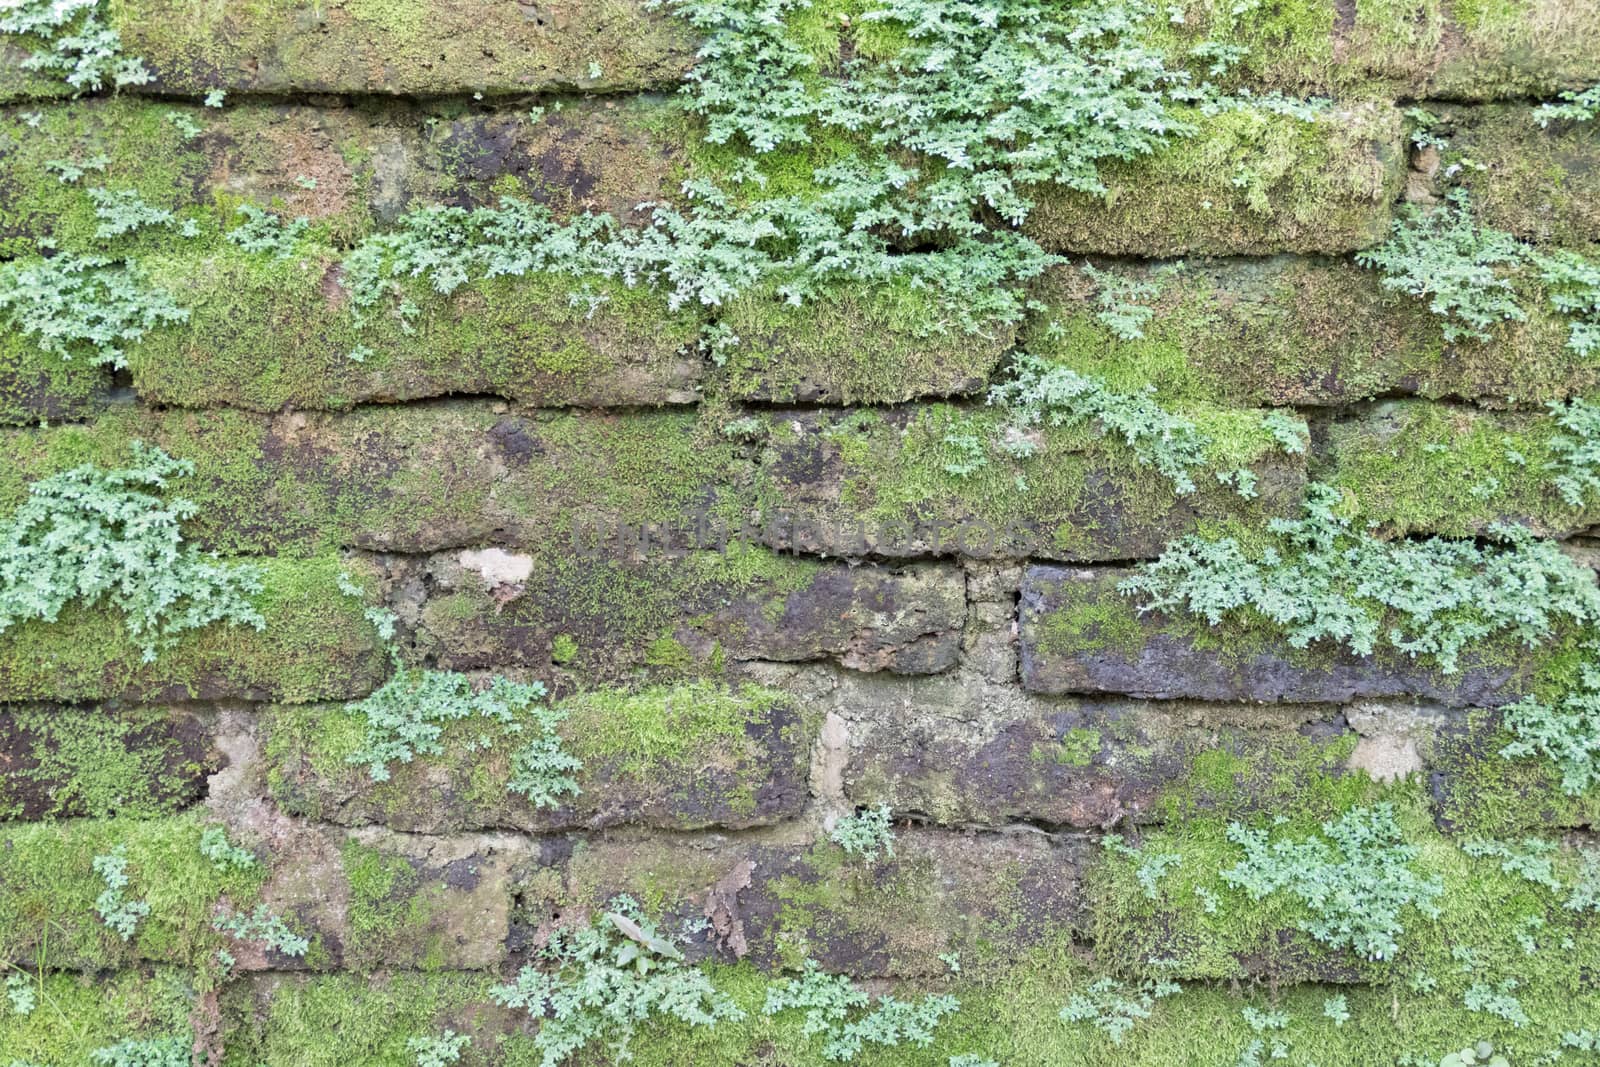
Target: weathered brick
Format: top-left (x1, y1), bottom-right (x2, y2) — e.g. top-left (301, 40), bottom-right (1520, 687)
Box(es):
top-left (1422, 104), bottom-right (1600, 251)
top-left (1206, 0), bottom-right (1600, 101)
top-left (0, 405), bottom-right (746, 558)
top-left (0, 97), bottom-right (685, 255)
top-left (1, 0), bottom-right (696, 100)
top-left (261, 683), bottom-right (814, 833)
top-left (0, 556), bottom-right (388, 704)
top-left (0, 706), bottom-right (216, 820)
top-left (1023, 103), bottom-right (1405, 256)
top-left (248, 823), bottom-right (529, 972)
top-left (752, 407), bottom-right (1306, 561)
top-left (716, 282), bottom-right (1016, 405)
top-left (409, 549), bottom-right (967, 683)
top-left (1019, 566), bottom-right (1536, 706)
top-left (531, 827), bottom-right (1092, 977)
top-left (816, 670), bottom-right (1355, 829)
top-left (1023, 258), bottom-right (1595, 409)
top-left (0, 334), bottom-right (107, 425)
top-left (1322, 400), bottom-right (1599, 539)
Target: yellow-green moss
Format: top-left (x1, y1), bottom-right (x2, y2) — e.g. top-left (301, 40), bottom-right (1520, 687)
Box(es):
top-left (340, 840), bottom-right (451, 970)
top-left (0, 969), bottom-right (198, 1066)
top-left (0, 330), bottom-right (105, 426)
top-left (1022, 103), bottom-right (1403, 256)
top-left (718, 279), bottom-right (1013, 404)
top-left (0, 813), bottom-right (264, 971)
top-left (129, 248), bottom-right (704, 412)
top-left (1023, 258), bottom-right (1595, 410)
top-left (0, 707), bottom-right (208, 821)
top-left (1322, 400), bottom-right (1590, 537)
top-left (0, 554), bottom-right (388, 704)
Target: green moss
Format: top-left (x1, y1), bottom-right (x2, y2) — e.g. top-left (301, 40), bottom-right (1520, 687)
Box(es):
top-left (718, 278), bottom-right (1012, 404)
top-left (0, 99), bottom-right (215, 258)
top-left (561, 681), bottom-right (791, 777)
top-left (129, 247), bottom-right (704, 412)
top-left (0, 813), bottom-right (264, 971)
top-left (1023, 103), bottom-right (1403, 256)
top-left (1047, 728), bottom-right (1102, 768)
top-left (1151, 732), bottom-right (1368, 824)
top-left (0, 707), bottom-right (208, 820)
top-left (0, 330), bottom-right (106, 426)
top-left (1086, 776), bottom-right (1599, 991)
top-left (1435, 103), bottom-right (1600, 250)
top-left (1432, 710), bottom-right (1600, 836)
top-left (0, 969), bottom-right (198, 1066)
top-left (1431, 0), bottom-right (1600, 98)
top-left (0, 554), bottom-right (388, 704)
top-left (550, 633), bottom-right (579, 665)
top-left (1034, 588), bottom-right (1146, 659)
top-left (340, 840), bottom-right (449, 970)
top-left (1024, 258), bottom-right (1596, 410)
top-left (1322, 400), bottom-right (1588, 536)
top-left (218, 972), bottom-right (512, 1067)
top-left (805, 404), bottom-right (1289, 562)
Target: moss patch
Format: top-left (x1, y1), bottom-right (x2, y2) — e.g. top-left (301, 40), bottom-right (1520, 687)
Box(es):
top-left (1023, 103), bottom-right (1404, 256)
top-left (1321, 400), bottom-right (1590, 537)
top-left (718, 279), bottom-right (1014, 404)
top-left (761, 404), bottom-right (1299, 562)
top-left (1023, 258), bottom-right (1594, 409)
top-left (0, 813), bottom-right (264, 971)
top-left (0, 707), bottom-right (213, 821)
top-left (130, 248), bottom-right (704, 412)
top-left (0, 969), bottom-right (198, 1066)
top-left (0, 554), bottom-right (388, 704)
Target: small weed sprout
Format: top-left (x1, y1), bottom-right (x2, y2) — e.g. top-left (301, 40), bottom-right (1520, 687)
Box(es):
top-left (1535, 85), bottom-right (1600, 127)
top-left (88, 1036), bottom-right (190, 1067)
top-left (0, 0), bottom-right (152, 95)
top-left (1439, 1042), bottom-right (1509, 1067)
top-left (1059, 977), bottom-right (1179, 1044)
top-left (1102, 834), bottom-right (1182, 899)
top-left (990, 353), bottom-right (1211, 495)
top-left (1462, 838), bottom-right (1562, 891)
top-left (1122, 483), bottom-right (1600, 674)
top-left (44, 154), bottom-right (110, 183)
top-left (1356, 193), bottom-right (1528, 343)
top-left (213, 904), bottom-right (309, 958)
top-left (1566, 849), bottom-right (1600, 912)
top-left (344, 668), bottom-right (581, 809)
top-left (407, 1031), bottom-right (470, 1067)
top-left (199, 826), bottom-right (258, 873)
top-left (0, 444), bottom-right (264, 661)
top-left (87, 188), bottom-right (176, 239)
top-left (226, 205), bottom-right (311, 259)
top-left (490, 901), bottom-right (743, 1067)
top-left (1222, 804), bottom-right (1443, 961)
top-left (763, 959), bottom-right (960, 1062)
top-left (4, 973), bottom-right (36, 1017)
top-left (1462, 981), bottom-right (1529, 1028)
top-left (0, 253), bottom-right (189, 367)
top-left (830, 805), bottom-right (896, 862)
top-left (1080, 261), bottom-right (1182, 341)
top-left (92, 845), bottom-right (150, 942)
